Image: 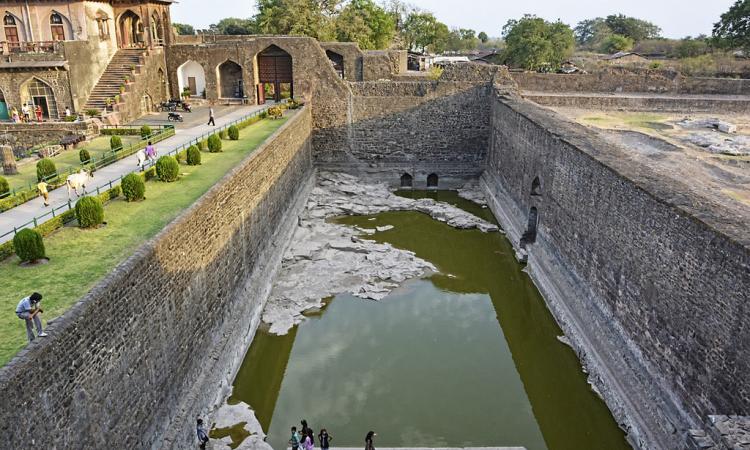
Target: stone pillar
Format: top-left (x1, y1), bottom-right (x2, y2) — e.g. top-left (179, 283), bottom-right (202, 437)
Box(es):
top-left (1, 145), bottom-right (17, 175)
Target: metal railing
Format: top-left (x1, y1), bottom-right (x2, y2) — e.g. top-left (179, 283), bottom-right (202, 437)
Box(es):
top-left (0, 106), bottom-right (276, 242)
top-left (0, 125), bottom-right (175, 207)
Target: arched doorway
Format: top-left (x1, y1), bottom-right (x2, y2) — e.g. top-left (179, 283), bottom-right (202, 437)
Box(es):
top-left (118, 10), bottom-right (143, 47)
top-left (4, 13), bottom-right (24, 51)
top-left (217, 60), bottom-right (243, 98)
top-left (0, 89), bottom-right (8, 120)
top-left (177, 60), bottom-right (206, 97)
top-left (326, 50), bottom-right (345, 79)
top-left (141, 93), bottom-right (153, 113)
top-left (257, 45), bottom-right (292, 103)
top-left (49, 12), bottom-right (72, 41)
top-left (520, 207), bottom-right (538, 247)
top-left (427, 173), bottom-right (438, 188)
top-left (400, 173), bottom-right (413, 188)
top-left (20, 77), bottom-right (58, 119)
top-left (150, 12), bottom-right (164, 46)
top-left (531, 176), bottom-right (541, 196)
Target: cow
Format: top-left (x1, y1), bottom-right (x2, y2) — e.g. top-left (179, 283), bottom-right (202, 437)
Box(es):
top-left (136, 149), bottom-right (146, 170)
top-left (66, 169), bottom-right (94, 199)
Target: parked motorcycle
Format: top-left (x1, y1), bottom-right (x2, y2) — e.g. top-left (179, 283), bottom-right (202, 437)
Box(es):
top-left (160, 101), bottom-right (177, 112)
top-left (167, 112), bottom-right (184, 122)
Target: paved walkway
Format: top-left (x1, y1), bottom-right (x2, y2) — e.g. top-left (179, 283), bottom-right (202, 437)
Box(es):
top-left (0, 105), bottom-right (264, 244)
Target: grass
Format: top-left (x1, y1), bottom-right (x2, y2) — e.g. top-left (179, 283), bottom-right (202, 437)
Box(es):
top-left (6, 136), bottom-right (141, 190)
top-left (0, 114), bottom-right (291, 366)
top-left (579, 112), bottom-right (672, 133)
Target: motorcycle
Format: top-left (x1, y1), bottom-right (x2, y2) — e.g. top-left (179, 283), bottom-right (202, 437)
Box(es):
top-left (182, 103), bottom-right (192, 113)
top-left (160, 101), bottom-right (177, 112)
top-left (167, 112), bottom-right (184, 122)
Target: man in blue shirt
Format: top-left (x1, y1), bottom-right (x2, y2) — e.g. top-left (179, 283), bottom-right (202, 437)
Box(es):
top-left (15, 292), bottom-right (47, 342)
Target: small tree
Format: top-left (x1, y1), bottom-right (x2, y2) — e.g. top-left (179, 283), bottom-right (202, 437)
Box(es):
top-left (79, 148), bottom-right (91, 163)
top-left (75, 195), bottom-right (104, 228)
top-left (110, 135), bottom-right (123, 151)
top-left (600, 34), bottom-right (634, 54)
top-left (228, 125), bottom-right (239, 140)
top-left (207, 134), bottom-right (222, 152)
top-left (186, 145), bottom-right (201, 165)
top-left (36, 158), bottom-right (57, 182)
top-left (121, 173), bottom-right (145, 201)
top-left (140, 125), bottom-right (152, 139)
top-left (713, 0), bottom-right (750, 51)
top-left (13, 228), bottom-right (46, 263)
top-left (156, 155), bottom-right (179, 182)
top-left (0, 176), bottom-right (9, 197)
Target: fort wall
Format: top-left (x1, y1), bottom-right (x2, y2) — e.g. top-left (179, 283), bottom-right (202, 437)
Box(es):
top-left (0, 107), bottom-right (315, 449)
top-left (483, 92), bottom-right (750, 448)
top-left (523, 92), bottom-right (750, 113)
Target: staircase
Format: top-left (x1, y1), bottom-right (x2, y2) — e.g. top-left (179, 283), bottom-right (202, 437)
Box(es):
top-left (83, 49), bottom-right (144, 112)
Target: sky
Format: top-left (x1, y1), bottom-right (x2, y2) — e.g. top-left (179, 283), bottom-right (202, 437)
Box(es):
top-left (170, 0), bottom-right (737, 39)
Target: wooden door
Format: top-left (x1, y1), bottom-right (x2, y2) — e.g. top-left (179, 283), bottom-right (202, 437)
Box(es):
top-left (188, 77), bottom-right (197, 96)
top-left (51, 25), bottom-right (65, 41)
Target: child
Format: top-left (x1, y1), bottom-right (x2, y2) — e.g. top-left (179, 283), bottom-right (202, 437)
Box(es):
top-left (289, 426), bottom-right (301, 450)
top-left (196, 418), bottom-right (209, 450)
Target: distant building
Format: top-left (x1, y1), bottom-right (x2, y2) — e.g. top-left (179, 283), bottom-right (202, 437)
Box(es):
top-left (605, 52), bottom-right (649, 65)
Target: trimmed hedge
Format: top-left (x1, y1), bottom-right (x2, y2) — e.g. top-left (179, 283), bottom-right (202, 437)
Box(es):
top-left (199, 139), bottom-right (208, 151)
top-left (0, 176), bottom-right (9, 196)
top-left (13, 228), bottom-right (46, 263)
top-left (110, 135), bottom-right (123, 151)
top-left (219, 129), bottom-right (228, 140)
top-left (228, 125), bottom-right (239, 140)
top-left (140, 125), bottom-right (152, 139)
top-left (121, 173), bottom-right (145, 201)
top-left (207, 134), bottom-right (222, 153)
top-left (186, 145), bottom-right (201, 165)
top-left (79, 148), bottom-right (91, 163)
top-left (75, 195), bottom-right (105, 228)
top-left (156, 155), bottom-right (179, 182)
top-left (36, 158), bottom-right (57, 182)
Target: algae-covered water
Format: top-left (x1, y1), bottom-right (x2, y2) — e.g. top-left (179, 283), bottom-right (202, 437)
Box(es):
top-left (229, 191), bottom-right (630, 450)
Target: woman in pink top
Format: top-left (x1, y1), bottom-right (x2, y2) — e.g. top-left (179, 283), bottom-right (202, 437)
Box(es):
top-left (303, 429), bottom-right (314, 450)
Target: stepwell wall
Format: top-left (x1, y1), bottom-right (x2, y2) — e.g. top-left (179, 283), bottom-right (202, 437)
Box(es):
top-left (0, 107), bottom-right (314, 449)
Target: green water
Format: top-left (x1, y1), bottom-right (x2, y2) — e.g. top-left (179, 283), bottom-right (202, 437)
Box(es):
top-left (230, 191), bottom-right (630, 450)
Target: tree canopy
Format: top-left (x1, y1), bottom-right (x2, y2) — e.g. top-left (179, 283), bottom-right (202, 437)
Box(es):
top-left (172, 23), bottom-right (195, 35)
top-left (604, 14), bottom-right (661, 42)
top-left (713, 0), bottom-right (750, 51)
top-left (574, 14), bottom-right (661, 51)
top-left (335, 0), bottom-right (396, 49)
top-left (210, 18), bottom-right (256, 35)
top-left (502, 15), bottom-right (575, 70)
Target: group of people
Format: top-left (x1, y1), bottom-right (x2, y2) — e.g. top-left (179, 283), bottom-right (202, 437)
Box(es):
top-left (289, 419), bottom-right (377, 450)
top-left (8, 105), bottom-right (74, 123)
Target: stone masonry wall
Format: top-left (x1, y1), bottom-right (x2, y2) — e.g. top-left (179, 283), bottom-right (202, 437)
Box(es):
top-left (524, 92), bottom-right (750, 113)
top-left (483, 92), bottom-right (750, 449)
top-left (0, 107), bottom-right (314, 449)
top-left (0, 120), bottom-right (100, 153)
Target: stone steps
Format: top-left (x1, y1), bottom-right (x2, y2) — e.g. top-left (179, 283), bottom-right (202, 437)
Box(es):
top-left (83, 48), bottom-right (146, 111)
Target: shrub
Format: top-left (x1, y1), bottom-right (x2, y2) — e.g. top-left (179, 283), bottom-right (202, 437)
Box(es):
top-left (36, 158), bottom-right (57, 182)
top-left (186, 145), bottom-right (201, 165)
top-left (63, 114), bottom-right (77, 122)
top-left (13, 228), bottom-right (46, 262)
top-left (79, 148), bottom-right (91, 163)
top-left (0, 176), bottom-right (9, 196)
top-left (75, 195), bottom-right (104, 228)
top-left (207, 134), bottom-right (222, 153)
top-left (156, 155), bottom-right (179, 182)
top-left (110, 135), bottom-right (123, 151)
top-left (199, 139), bottom-right (208, 151)
top-left (427, 66), bottom-right (444, 81)
top-left (228, 125), bottom-right (239, 140)
top-left (140, 125), bottom-right (152, 139)
top-left (268, 106), bottom-right (283, 119)
top-left (143, 166), bottom-right (157, 181)
top-left (219, 129), bottom-right (228, 140)
top-left (121, 173), bottom-right (145, 201)
top-left (259, 111), bottom-right (268, 119)
top-left (85, 108), bottom-right (100, 117)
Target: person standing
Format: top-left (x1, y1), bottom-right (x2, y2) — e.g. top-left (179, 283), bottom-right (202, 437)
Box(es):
top-left (21, 104), bottom-right (30, 122)
top-left (35, 104), bottom-right (43, 122)
top-left (15, 293), bottom-right (47, 342)
top-left (196, 418), bottom-right (210, 450)
top-left (207, 105), bottom-right (215, 126)
top-left (289, 426), bottom-right (301, 450)
top-left (365, 431), bottom-right (376, 450)
top-left (38, 180), bottom-right (50, 206)
top-left (145, 141), bottom-right (157, 163)
top-left (300, 420), bottom-right (313, 446)
top-left (303, 429), bottom-right (314, 450)
top-left (11, 107), bottom-right (19, 123)
top-left (318, 429), bottom-right (332, 450)
top-left (64, 106), bottom-right (72, 118)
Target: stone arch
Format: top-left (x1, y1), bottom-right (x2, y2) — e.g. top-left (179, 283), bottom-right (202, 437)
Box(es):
top-left (531, 176), bottom-right (541, 196)
top-left (217, 60), bottom-right (244, 99)
top-left (118, 10), bottom-right (143, 47)
top-left (426, 173), bottom-right (438, 188)
top-left (520, 207), bottom-right (538, 247)
top-left (177, 60), bottom-right (206, 97)
top-left (49, 10), bottom-right (73, 41)
top-left (257, 44), bottom-right (293, 103)
top-left (150, 11), bottom-right (164, 45)
top-left (141, 93), bottom-right (153, 113)
top-left (326, 50), bottom-right (345, 79)
top-left (20, 77), bottom-right (58, 119)
top-left (3, 12), bottom-right (26, 48)
top-left (400, 173), bottom-right (413, 188)
top-left (95, 10), bottom-right (111, 40)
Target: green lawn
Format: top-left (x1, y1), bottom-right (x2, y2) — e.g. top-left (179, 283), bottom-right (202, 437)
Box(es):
top-left (6, 136), bottom-right (141, 190)
top-left (0, 114), bottom-right (291, 366)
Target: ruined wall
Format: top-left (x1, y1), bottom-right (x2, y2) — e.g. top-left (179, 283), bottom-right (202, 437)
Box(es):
top-left (483, 93), bottom-right (750, 448)
top-left (0, 119), bottom-right (99, 153)
top-left (513, 69), bottom-right (750, 95)
top-left (0, 107), bottom-right (315, 449)
top-left (362, 49), bottom-right (407, 81)
top-left (320, 42), bottom-right (363, 82)
top-left (524, 92), bottom-right (750, 113)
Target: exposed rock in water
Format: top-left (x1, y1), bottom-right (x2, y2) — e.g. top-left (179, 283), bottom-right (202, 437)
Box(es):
top-left (684, 133), bottom-right (750, 156)
top-left (209, 402), bottom-right (270, 450)
top-left (678, 118), bottom-right (737, 134)
top-left (261, 172), bottom-right (499, 335)
top-left (457, 178), bottom-right (488, 206)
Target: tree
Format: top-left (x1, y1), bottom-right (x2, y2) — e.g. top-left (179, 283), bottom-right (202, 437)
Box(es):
top-left (713, 0), bottom-right (750, 51)
top-left (676, 36), bottom-right (710, 58)
top-left (402, 12), bottom-right (443, 52)
top-left (574, 18), bottom-right (610, 48)
top-left (604, 14), bottom-right (661, 42)
top-left (254, 0), bottom-right (337, 40)
top-left (600, 34), bottom-right (634, 54)
top-left (210, 18), bottom-right (256, 35)
top-left (335, 0), bottom-right (396, 49)
top-left (172, 23), bottom-right (195, 35)
top-left (502, 15), bottom-right (575, 70)
top-left (478, 31), bottom-right (489, 43)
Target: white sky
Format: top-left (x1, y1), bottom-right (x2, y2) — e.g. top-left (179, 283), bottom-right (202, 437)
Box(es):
top-left (170, 0), bottom-right (736, 39)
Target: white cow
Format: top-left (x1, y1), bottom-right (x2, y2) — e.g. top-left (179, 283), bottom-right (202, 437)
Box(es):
top-left (136, 149), bottom-right (146, 169)
top-left (66, 169), bottom-right (94, 199)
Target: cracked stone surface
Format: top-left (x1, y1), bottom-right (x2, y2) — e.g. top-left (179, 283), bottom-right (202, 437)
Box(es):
top-left (261, 172), bottom-right (498, 335)
top-left (209, 402), bottom-right (271, 450)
